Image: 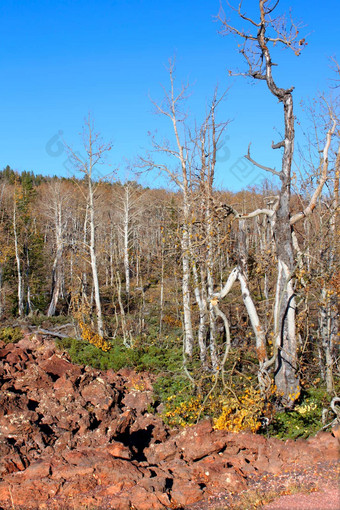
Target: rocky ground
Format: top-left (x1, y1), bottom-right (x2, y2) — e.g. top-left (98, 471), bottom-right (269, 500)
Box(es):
top-left (0, 332), bottom-right (339, 509)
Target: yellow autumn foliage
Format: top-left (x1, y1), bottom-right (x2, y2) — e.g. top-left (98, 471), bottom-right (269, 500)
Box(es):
top-left (214, 386), bottom-right (265, 433)
top-left (164, 394), bottom-right (204, 427)
top-left (78, 320), bottom-right (111, 352)
top-left (70, 293), bottom-right (111, 352)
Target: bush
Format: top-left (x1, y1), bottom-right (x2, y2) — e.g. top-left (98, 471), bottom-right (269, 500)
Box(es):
top-left (267, 387), bottom-right (332, 439)
top-left (214, 386), bottom-right (266, 433)
top-left (0, 326), bottom-right (23, 344)
top-left (29, 314), bottom-right (71, 327)
top-left (55, 335), bottom-right (184, 373)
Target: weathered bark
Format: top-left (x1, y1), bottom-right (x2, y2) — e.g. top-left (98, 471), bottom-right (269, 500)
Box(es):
top-left (25, 245), bottom-right (33, 315)
top-left (123, 189), bottom-right (130, 297)
top-left (253, 6), bottom-right (299, 405)
top-left (191, 249), bottom-right (208, 367)
top-left (88, 176), bottom-right (104, 337)
top-left (47, 201), bottom-right (63, 316)
top-left (181, 209), bottom-right (194, 357)
top-left (317, 144), bottom-right (340, 393)
top-left (159, 236), bottom-right (165, 336)
top-left (13, 202), bottom-right (24, 317)
top-left (65, 117), bottom-right (111, 337)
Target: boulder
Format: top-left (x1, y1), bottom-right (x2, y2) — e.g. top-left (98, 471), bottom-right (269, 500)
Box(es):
top-left (170, 479), bottom-right (204, 506)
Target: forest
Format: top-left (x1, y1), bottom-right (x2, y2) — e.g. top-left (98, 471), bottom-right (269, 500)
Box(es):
top-left (1, 0), bottom-right (339, 439)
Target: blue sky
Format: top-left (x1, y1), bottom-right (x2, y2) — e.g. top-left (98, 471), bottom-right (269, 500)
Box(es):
top-left (0, 0), bottom-right (339, 191)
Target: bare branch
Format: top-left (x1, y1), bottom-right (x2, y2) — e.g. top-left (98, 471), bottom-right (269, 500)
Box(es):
top-left (272, 140), bottom-right (285, 149)
top-left (291, 115), bottom-right (337, 225)
top-left (239, 207), bottom-right (276, 219)
top-left (245, 143), bottom-right (281, 176)
top-left (237, 1), bottom-right (260, 27)
top-left (217, 2), bottom-right (257, 41)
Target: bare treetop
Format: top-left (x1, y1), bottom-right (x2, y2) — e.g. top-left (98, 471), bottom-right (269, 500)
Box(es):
top-left (65, 114), bottom-right (113, 179)
top-left (218, 0), bottom-right (306, 81)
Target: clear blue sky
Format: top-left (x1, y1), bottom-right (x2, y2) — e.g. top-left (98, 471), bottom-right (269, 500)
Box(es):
top-left (0, 0), bottom-right (338, 191)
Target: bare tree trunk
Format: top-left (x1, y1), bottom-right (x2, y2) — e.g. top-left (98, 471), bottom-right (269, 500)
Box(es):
top-left (65, 116), bottom-right (111, 336)
top-left (274, 189), bottom-right (299, 406)
top-left (159, 238), bottom-right (165, 337)
top-left (181, 209), bottom-right (194, 357)
top-left (206, 210), bottom-right (218, 371)
top-left (255, 16), bottom-right (299, 406)
top-left (192, 252), bottom-right (208, 367)
top-left (25, 246), bottom-right (33, 315)
top-left (48, 201), bottom-right (63, 316)
top-left (88, 177), bottom-right (104, 336)
top-left (13, 203), bottom-right (24, 317)
top-left (123, 186), bottom-right (130, 297)
top-left (318, 145), bottom-right (340, 393)
top-left (116, 271), bottom-right (132, 347)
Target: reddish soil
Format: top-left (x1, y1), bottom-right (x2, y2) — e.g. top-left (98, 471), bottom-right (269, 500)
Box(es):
top-left (187, 461), bottom-right (339, 509)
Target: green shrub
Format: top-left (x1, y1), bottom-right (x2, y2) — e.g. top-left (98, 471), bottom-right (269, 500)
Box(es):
top-left (55, 335), bottom-right (184, 373)
top-left (0, 326), bottom-right (23, 344)
top-left (267, 388), bottom-right (331, 439)
top-left (29, 314), bottom-right (71, 327)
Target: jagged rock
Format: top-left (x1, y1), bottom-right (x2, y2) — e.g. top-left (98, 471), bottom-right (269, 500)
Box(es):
top-left (40, 354), bottom-right (73, 377)
top-left (175, 419), bottom-right (228, 461)
top-left (0, 335), bottom-right (339, 510)
top-left (144, 437), bottom-right (178, 463)
top-left (122, 389), bottom-right (154, 414)
top-left (106, 441), bottom-right (132, 459)
top-left (170, 479), bottom-right (204, 506)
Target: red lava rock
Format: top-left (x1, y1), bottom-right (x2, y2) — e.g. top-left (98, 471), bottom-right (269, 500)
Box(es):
top-left (122, 390), bottom-right (154, 413)
top-left (331, 423), bottom-right (340, 441)
top-left (81, 377), bottom-right (117, 409)
top-left (128, 485), bottom-right (167, 509)
top-left (139, 473), bottom-right (168, 493)
top-left (95, 457), bottom-right (143, 486)
top-left (1, 335), bottom-right (339, 510)
top-left (106, 441), bottom-right (132, 459)
top-left (193, 455), bottom-right (246, 491)
top-left (171, 479), bottom-right (204, 506)
top-left (51, 463), bottom-right (95, 480)
top-left (176, 419), bottom-right (227, 461)
top-left (307, 431), bottom-right (340, 460)
top-left (0, 346), bottom-right (12, 358)
top-left (0, 451), bottom-right (27, 476)
top-left (144, 437), bottom-right (178, 463)
top-left (9, 460), bottom-right (51, 480)
top-left (40, 354), bottom-right (73, 377)
top-left (5, 346), bottom-right (28, 365)
top-left (129, 413), bottom-right (169, 444)
top-left (100, 494), bottom-right (132, 510)
top-left (53, 374), bottom-right (76, 399)
top-left (0, 484), bottom-right (10, 503)
top-left (253, 442), bottom-right (283, 474)
top-left (112, 408), bottom-right (136, 435)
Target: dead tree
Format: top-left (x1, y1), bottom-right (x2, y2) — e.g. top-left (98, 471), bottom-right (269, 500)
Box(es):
top-left (217, 0), bottom-right (337, 407)
top-left (142, 62), bottom-right (229, 366)
top-left (65, 115), bottom-right (112, 337)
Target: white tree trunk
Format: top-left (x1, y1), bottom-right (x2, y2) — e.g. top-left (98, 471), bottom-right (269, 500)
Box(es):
top-left (181, 218), bottom-right (194, 357)
top-left (47, 202), bottom-right (63, 316)
top-left (192, 255), bottom-right (208, 367)
top-left (88, 178), bottom-right (104, 336)
top-left (123, 187), bottom-right (130, 296)
top-left (13, 203), bottom-right (24, 317)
